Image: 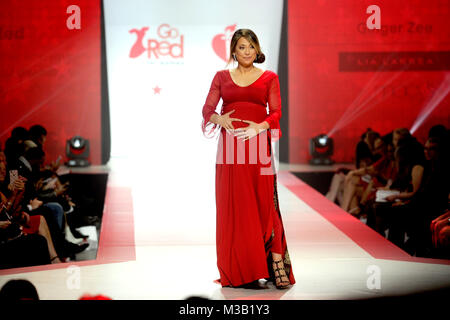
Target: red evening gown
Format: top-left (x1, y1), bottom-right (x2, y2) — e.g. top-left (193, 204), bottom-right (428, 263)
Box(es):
top-left (202, 69), bottom-right (295, 287)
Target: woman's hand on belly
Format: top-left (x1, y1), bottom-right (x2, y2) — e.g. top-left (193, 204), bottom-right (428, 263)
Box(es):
top-left (213, 109), bottom-right (242, 133)
top-left (233, 120), bottom-right (269, 141)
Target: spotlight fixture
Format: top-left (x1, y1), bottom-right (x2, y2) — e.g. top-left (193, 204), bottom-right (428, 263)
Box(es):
top-left (66, 135), bottom-right (90, 167)
top-left (309, 134), bottom-right (334, 165)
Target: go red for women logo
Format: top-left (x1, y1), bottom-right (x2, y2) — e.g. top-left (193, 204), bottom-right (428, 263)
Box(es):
top-left (129, 24), bottom-right (184, 59)
top-left (212, 24), bottom-right (236, 62)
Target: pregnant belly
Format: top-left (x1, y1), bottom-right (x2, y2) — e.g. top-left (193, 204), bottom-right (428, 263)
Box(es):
top-left (217, 103), bottom-right (273, 169)
top-left (221, 102), bottom-right (267, 129)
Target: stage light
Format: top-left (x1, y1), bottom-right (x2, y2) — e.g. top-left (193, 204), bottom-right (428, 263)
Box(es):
top-left (410, 74), bottom-right (450, 134)
top-left (66, 135), bottom-right (90, 167)
top-left (318, 136), bottom-right (328, 146)
top-left (309, 134), bottom-right (334, 165)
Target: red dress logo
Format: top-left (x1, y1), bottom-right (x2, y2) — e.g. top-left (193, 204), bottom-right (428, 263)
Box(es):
top-left (129, 24), bottom-right (184, 59)
top-left (212, 24), bottom-right (236, 62)
top-left (129, 27), bottom-right (149, 58)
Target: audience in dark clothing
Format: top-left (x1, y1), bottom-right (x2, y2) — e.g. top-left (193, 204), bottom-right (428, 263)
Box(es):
top-left (372, 139), bottom-right (426, 251)
top-left (356, 128), bottom-right (380, 169)
top-left (326, 128), bottom-right (382, 209)
top-left (0, 232), bottom-right (50, 269)
top-left (327, 124), bottom-right (450, 259)
top-left (1, 125), bottom-right (90, 269)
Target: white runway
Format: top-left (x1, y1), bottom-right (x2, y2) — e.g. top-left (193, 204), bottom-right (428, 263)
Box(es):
top-left (1, 158), bottom-right (449, 300)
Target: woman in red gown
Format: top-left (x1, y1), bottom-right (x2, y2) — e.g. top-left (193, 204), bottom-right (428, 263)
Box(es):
top-left (201, 29), bottom-right (295, 289)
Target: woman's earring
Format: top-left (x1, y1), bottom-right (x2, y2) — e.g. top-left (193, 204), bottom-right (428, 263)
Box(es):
top-left (233, 54), bottom-right (237, 61)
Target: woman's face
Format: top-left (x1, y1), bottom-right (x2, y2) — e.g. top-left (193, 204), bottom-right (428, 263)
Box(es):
top-left (373, 138), bottom-right (385, 156)
top-left (38, 135), bottom-right (46, 146)
top-left (234, 37), bottom-right (257, 67)
top-left (392, 132), bottom-right (400, 148)
top-left (424, 140), bottom-right (438, 161)
top-left (392, 131), bottom-right (407, 148)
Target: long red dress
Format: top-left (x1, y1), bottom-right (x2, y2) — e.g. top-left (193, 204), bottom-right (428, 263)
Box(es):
top-left (202, 69), bottom-right (295, 287)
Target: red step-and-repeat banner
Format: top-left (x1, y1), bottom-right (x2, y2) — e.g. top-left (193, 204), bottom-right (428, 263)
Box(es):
top-left (0, 0), bottom-right (101, 165)
top-left (288, 0), bottom-right (450, 163)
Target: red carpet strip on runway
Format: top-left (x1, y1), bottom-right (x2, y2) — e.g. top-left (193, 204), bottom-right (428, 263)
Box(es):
top-left (278, 171), bottom-right (450, 266)
top-left (0, 186), bottom-right (136, 276)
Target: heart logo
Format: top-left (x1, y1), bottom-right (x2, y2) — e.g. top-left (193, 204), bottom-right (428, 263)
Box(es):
top-left (212, 24), bottom-right (237, 62)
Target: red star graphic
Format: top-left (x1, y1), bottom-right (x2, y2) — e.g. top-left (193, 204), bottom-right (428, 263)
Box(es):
top-left (153, 86), bottom-right (161, 94)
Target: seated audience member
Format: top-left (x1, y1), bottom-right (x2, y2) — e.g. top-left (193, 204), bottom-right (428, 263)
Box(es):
top-left (1, 123), bottom-right (96, 267)
top-left (356, 128), bottom-right (380, 169)
top-left (0, 152), bottom-right (61, 263)
top-left (4, 145), bottom-right (71, 235)
top-left (1, 153), bottom-right (50, 268)
top-left (365, 136), bottom-right (396, 187)
top-left (4, 127), bottom-right (29, 166)
top-left (326, 129), bottom-right (379, 205)
top-left (428, 124), bottom-right (448, 140)
top-left (392, 127), bottom-right (411, 149)
top-left (423, 129), bottom-right (449, 256)
top-left (24, 149), bottom-right (88, 254)
top-left (25, 126), bottom-right (86, 235)
top-left (317, 124), bottom-right (447, 258)
top-left (428, 124), bottom-right (449, 165)
top-left (2, 149), bottom-right (87, 262)
top-left (0, 212), bottom-right (61, 265)
top-left (401, 136), bottom-right (449, 256)
top-left (339, 131), bottom-right (393, 215)
top-left (325, 169), bottom-right (347, 205)
top-left (0, 226), bottom-right (50, 269)
top-left (361, 127), bottom-right (416, 213)
top-left (7, 147), bottom-right (63, 230)
top-left (357, 136), bottom-right (397, 222)
top-left (27, 124), bottom-right (61, 173)
top-left (24, 147), bottom-right (88, 242)
top-left (372, 138), bottom-right (426, 251)
top-left (27, 124), bottom-right (47, 150)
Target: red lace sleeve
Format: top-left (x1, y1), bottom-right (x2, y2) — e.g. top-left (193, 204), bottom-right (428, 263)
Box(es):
top-left (201, 72), bottom-right (222, 138)
top-left (264, 73), bottom-right (282, 141)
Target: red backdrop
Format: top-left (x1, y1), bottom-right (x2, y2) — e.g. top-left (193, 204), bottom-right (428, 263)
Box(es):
top-left (288, 0), bottom-right (450, 164)
top-left (0, 0), bottom-right (101, 165)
